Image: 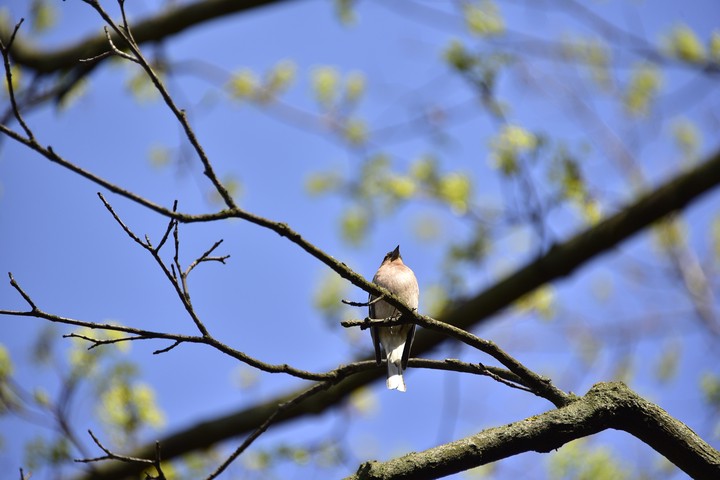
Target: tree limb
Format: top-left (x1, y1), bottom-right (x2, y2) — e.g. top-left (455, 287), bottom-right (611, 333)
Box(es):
top-left (345, 382), bottom-right (720, 480)
top-left (0, 0), bottom-right (297, 74)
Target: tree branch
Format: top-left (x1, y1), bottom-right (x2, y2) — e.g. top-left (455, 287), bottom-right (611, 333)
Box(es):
top-left (345, 382), bottom-right (720, 480)
top-left (0, 0), bottom-right (297, 75)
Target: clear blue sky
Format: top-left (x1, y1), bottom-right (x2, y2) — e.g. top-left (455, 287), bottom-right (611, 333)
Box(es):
top-left (1, 0), bottom-right (719, 478)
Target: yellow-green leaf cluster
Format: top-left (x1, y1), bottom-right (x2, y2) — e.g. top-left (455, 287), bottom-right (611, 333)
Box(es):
top-left (652, 217), bottom-right (686, 254)
top-left (68, 326), bottom-right (131, 377)
top-left (489, 124), bottom-right (538, 174)
top-left (312, 66), bottom-right (367, 108)
top-left (228, 60), bottom-right (296, 103)
top-left (99, 381), bottom-right (165, 436)
top-left (313, 272), bottom-right (349, 319)
top-left (437, 172), bottom-right (472, 214)
top-left (444, 40), bottom-right (476, 72)
top-left (514, 285), bottom-right (555, 320)
top-left (349, 386), bottom-right (378, 416)
top-left (305, 171), bottom-right (343, 196)
top-left (561, 36), bottom-right (611, 89)
top-left (344, 117), bottom-right (367, 145)
top-left (344, 71), bottom-right (366, 103)
top-left (1, 64), bottom-right (22, 97)
top-left (463, 1), bottom-right (504, 37)
top-left (341, 206), bottom-right (369, 245)
top-left (126, 68), bottom-right (160, 103)
top-left (148, 144), bottom-right (171, 169)
top-left (672, 118), bottom-right (702, 161)
top-left (624, 63), bottom-right (662, 116)
top-left (312, 66), bottom-right (340, 107)
top-left (549, 438), bottom-right (630, 480)
top-left (228, 69), bottom-right (259, 99)
top-left (666, 24), bottom-right (706, 63)
top-left (0, 344), bottom-right (12, 379)
top-left (30, 0), bottom-right (56, 33)
top-left (556, 156), bottom-right (602, 224)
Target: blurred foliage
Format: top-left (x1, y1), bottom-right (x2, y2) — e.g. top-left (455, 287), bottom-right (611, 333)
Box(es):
top-left (664, 24), bottom-right (706, 63)
top-left (672, 118), bottom-right (702, 162)
top-left (561, 36), bottom-right (612, 89)
top-left (654, 340), bottom-right (681, 383)
top-left (228, 60), bottom-right (296, 103)
top-left (334, 0), bottom-right (357, 25)
top-left (30, 0), bottom-right (55, 33)
top-left (349, 386), bottom-right (378, 416)
top-left (25, 436), bottom-right (71, 471)
top-left (463, 0), bottom-right (504, 37)
top-left (514, 285), bottom-right (555, 320)
top-left (549, 439), bottom-right (630, 480)
top-left (313, 271), bottom-right (351, 321)
top-left (624, 63), bottom-right (662, 116)
top-left (0, 343), bottom-right (12, 380)
top-left (489, 125), bottom-right (538, 175)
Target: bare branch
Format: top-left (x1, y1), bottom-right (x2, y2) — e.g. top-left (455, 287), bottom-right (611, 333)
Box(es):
top-left (0, 18), bottom-right (33, 140)
top-left (7, 272), bottom-right (37, 311)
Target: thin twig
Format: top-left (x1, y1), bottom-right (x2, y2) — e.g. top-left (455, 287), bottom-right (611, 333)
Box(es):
top-left (0, 19), bottom-right (34, 141)
top-left (8, 272), bottom-right (37, 310)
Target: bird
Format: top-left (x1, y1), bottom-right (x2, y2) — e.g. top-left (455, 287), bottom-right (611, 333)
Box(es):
top-left (369, 245), bottom-right (419, 392)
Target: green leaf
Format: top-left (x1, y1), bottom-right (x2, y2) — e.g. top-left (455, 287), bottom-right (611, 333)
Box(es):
top-left (463, 1), bottom-right (504, 37)
top-left (305, 171), bottom-right (342, 195)
top-left (0, 344), bottom-right (12, 380)
top-left (666, 24), bottom-right (706, 63)
top-left (443, 40), bottom-right (476, 72)
top-left (344, 117), bottom-right (367, 145)
top-left (514, 285), bottom-right (555, 320)
top-left (624, 63), bottom-right (662, 116)
top-left (265, 59), bottom-right (296, 98)
top-left (385, 175), bottom-right (416, 199)
top-left (312, 66), bottom-right (340, 107)
top-left (437, 172), bottom-right (472, 214)
top-left (313, 272), bottom-right (349, 319)
top-left (489, 125), bottom-right (538, 174)
top-left (228, 69), bottom-right (259, 99)
top-left (30, 0), bottom-right (56, 33)
top-left (340, 206), bottom-right (369, 245)
top-left (344, 71), bottom-right (366, 103)
top-left (148, 144), bottom-right (171, 169)
top-left (672, 118), bottom-right (702, 161)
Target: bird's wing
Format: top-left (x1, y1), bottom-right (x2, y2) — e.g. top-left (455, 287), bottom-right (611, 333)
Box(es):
top-left (369, 295), bottom-right (382, 365)
top-left (400, 323), bottom-right (416, 370)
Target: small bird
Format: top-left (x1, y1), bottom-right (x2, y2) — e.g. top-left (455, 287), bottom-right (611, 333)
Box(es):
top-left (369, 245), bottom-right (419, 392)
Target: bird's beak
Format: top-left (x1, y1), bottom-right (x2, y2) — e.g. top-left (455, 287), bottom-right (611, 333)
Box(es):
top-left (391, 245), bottom-right (401, 260)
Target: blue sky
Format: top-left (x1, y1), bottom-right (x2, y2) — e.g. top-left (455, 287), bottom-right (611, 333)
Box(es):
top-left (1, 0), bottom-right (719, 478)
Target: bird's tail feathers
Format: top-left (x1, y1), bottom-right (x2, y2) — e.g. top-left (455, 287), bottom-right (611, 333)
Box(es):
top-left (385, 343), bottom-right (407, 392)
top-left (386, 360), bottom-right (406, 392)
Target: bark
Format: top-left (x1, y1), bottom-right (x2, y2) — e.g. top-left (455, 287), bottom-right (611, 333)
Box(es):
top-left (346, 382), bottom-right (720, 480)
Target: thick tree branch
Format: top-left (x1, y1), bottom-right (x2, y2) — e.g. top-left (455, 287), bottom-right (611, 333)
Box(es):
top-left (345, 382), bottom-right (720, 480)
top-left (0, 0), bottom-right (296, 75)
top-left (71, 148), bottom-right (720, 480)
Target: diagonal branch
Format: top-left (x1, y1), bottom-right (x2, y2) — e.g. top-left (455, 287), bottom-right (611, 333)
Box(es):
top-left (0, 0), bottom-right (297, 75)
top-left (345, 382), bottom-right (720, 480)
